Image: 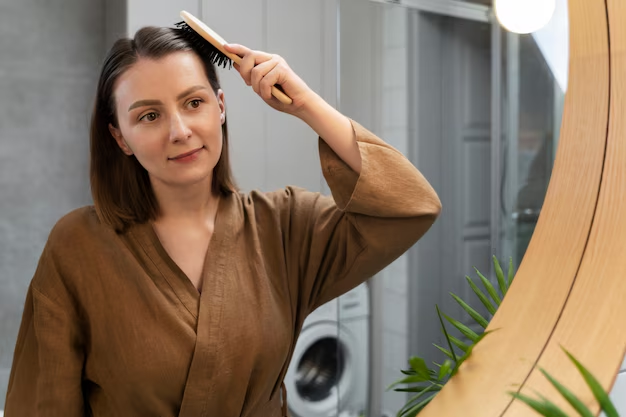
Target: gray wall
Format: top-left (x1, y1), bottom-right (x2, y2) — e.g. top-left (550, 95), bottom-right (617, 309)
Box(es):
top-left (0, 0), bottom-right (105, 408)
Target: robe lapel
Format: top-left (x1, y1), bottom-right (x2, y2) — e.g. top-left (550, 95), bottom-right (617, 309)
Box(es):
top-left (178, 193), bottom-right (238, 416)
top-left (126, 223), bottom-right (200, 322)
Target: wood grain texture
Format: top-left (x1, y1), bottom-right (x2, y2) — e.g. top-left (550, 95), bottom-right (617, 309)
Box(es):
top-left (418, 0), bottom-right (610, 415)
top-left (506, 0), bottom-right (626, 414)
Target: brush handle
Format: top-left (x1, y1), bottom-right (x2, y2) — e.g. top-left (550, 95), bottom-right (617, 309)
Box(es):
top-left (180, 11), bottom-right (293, 105)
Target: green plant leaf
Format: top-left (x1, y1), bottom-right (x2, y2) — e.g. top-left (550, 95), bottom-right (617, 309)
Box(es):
top-left (387, 373), bottom-right (432, 390)
top-left (539, 368), bottom-right (594, 417)
top-left (433, 343), bottom-right (455, 360)
top-left (474, 267), bottom-right (502, 306)
top-left (563, 348), bottom-right (620, 417)
top-left (393, 386), bottom-right (440, 393)
top-left (443, 313), bottom-right (480, 343)
top-left (507, 257), bottom-right (515, 286)
top-left (534, 393), bottom-right (576, 417)
top-left (493, 255), bottom-right (508, 296)
top-left (465, 276), bottom-right (497, 315)
top-left (450, 340), bottom-right (473, 377)
top-left (436, 305), bottom-right (458, 363)
top-left (398, 387), bottom-right (438, 417)
top-left (394, 254), bottom-right (516, 417)
top-left (509, 392), bottom-right (570, 417)
top-left (450, 330), bottom-right (494, 377)
top-left (397, 383), bottom-right (439, 415)
top-left (409, 356), bottom-right (431, 380)
top-left (438, 359), bottom-right (453, 380)
top-left (450, 292), bottom-right (489, 329)
top-left (449, 335), bottom-right (470, 353)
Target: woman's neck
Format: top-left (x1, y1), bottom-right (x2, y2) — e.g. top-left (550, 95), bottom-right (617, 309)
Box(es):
top-left (150, 176), bottom-right (220, 227)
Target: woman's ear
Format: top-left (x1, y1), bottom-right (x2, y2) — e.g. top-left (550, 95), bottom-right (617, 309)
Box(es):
top-left (108, 123), bottom-right (133, 155)
top-left (217, 89), bottom-right (226, 125)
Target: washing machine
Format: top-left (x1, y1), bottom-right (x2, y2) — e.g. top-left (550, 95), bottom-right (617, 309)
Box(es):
top-left (285, 283), bottom-right (369, 417)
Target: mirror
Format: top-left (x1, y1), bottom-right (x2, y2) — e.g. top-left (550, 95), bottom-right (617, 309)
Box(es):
top-left (3, 0), bottom-right (621, 416)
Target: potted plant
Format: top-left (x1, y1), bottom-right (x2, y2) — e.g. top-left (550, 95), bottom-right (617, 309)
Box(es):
top-left (390, 256), bottom-right (619, 417)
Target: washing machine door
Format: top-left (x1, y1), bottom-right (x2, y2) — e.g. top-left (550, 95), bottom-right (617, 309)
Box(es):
top-left (285, 321), bottom-right (356, 417)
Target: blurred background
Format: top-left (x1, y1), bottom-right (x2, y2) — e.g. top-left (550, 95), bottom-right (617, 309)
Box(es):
top-left (1, 0), bottom-right (615, 416)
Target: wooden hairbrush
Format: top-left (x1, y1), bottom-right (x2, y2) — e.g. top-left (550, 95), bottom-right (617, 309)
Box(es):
top-left (175, 10), bottom-right (293, 105)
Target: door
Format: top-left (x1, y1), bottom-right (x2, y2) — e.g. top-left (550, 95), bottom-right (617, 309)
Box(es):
top-left (410, 11), bottom-right (494, 367)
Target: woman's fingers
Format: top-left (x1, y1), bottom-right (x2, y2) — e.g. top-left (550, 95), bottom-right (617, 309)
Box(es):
top-left (238, 52), bottom-right (257, 85)
top-left (259, 65), bottom-right (284, 101)
top-left (250, 59), bottom-right (280, 99)
top-left (227, 44), bottom-right (272, 64)
top-left (224, 44), bottom-right (273, 86)
top-left (222, 44), bottom-right (310, 112)
top-left (223, 43), bottom-right (250, 58)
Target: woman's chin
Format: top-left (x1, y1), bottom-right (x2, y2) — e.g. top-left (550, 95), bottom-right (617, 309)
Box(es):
top-left (152, 170), bottom-right (214, 190)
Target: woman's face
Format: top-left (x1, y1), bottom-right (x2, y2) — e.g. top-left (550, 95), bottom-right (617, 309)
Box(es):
top-left (109, 51), bottom-right (225, 190)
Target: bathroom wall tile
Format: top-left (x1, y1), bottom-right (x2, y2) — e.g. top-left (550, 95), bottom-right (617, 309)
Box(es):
top-left (382, 290), bottom-right (408, 336)
top-left (381, 330), bottom-right (409, 416)
top-left (382, 254), bottom-right (409, 296)
top-left (383, 5), bottom-right (408, 49)
top-left (383, 46), bottom-right (408, 89)
top-left (383, 87), bottom-right (408, 130)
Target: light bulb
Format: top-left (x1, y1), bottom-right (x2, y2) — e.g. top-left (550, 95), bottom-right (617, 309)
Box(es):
top-left (495, 0), bottom-right (556, 34)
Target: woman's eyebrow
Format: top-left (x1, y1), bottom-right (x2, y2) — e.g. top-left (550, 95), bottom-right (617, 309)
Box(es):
top-left (128, 99), bottom-right (162, 112)
top-left (176, 85), bottom-right (209, 100)
top-left (127, 86), bottom-right (209, 112)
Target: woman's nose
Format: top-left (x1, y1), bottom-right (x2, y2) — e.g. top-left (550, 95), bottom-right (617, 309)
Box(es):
top-left (169, 113), bottom-right (192, 142)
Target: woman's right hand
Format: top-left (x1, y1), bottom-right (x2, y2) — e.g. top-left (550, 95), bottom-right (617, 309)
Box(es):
top-left (223, 43), bottom-right (317, 116)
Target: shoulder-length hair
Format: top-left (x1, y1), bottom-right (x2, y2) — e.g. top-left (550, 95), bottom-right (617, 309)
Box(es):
top-left (90, 26), bottom-right (236, 232)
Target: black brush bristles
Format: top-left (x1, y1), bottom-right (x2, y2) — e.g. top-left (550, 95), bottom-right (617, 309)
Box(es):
top-left (174, 21), bottom-right (233, 69)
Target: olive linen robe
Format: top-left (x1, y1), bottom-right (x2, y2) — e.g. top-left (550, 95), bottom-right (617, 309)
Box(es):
top-left (5, 121), bottom-right (441, 416)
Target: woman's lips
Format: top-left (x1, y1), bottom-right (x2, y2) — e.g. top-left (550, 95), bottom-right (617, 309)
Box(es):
top-left (169, 147), bottom-right (203, 162)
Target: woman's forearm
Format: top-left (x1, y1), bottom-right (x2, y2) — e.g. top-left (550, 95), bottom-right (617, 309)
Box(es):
top-left (296, 93), bottom-right (362, 174)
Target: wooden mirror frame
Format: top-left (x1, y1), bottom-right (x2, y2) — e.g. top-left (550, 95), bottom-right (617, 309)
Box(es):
top-left (418, 0), bottom-right (626, 415)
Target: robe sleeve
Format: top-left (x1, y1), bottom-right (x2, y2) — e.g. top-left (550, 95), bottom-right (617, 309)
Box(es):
top-left (5, 243), bottom-right (86, 417)
top-left (275, 119), bottom-right (441, 315)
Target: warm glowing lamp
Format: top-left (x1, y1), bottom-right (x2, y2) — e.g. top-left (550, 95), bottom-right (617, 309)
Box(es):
top-left (494, 0), bottom-right (556, 34)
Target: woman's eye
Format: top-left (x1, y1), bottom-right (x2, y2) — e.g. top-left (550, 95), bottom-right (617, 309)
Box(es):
top-left (188, 99), bottom-right (202, 109)
top-left (140, 112), bottom-right (158, 122)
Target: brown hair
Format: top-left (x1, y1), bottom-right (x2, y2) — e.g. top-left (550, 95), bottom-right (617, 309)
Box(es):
top-left (90, 26), bottom-right (236, 232)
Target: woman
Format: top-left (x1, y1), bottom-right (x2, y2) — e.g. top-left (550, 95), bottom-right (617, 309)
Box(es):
top-left (5, 26), bottom-right (441, 416)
